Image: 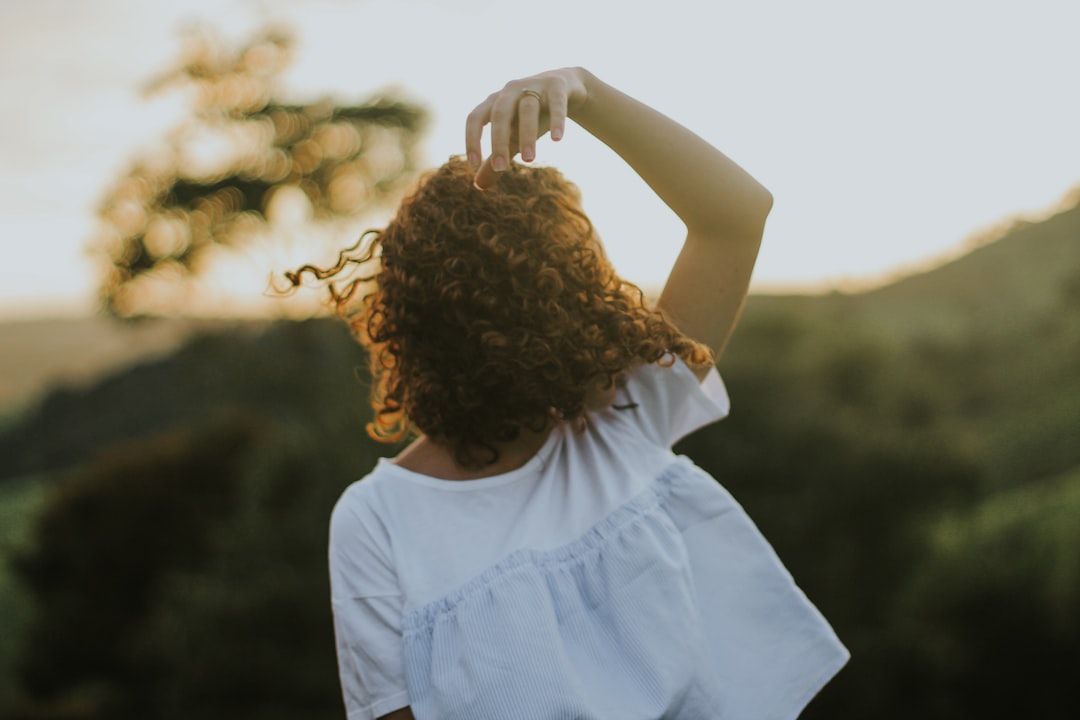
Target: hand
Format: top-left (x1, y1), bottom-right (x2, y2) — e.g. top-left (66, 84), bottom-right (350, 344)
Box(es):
top-left (465, 68), bottom-right (589, 190)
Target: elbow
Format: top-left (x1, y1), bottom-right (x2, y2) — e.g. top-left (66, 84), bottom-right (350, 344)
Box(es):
top-left (754, 184), bottom-right (774, 222)
top-left (742, 184), bottom-right (773, 237)
top-left (683, 181), bottom-right (773, 238)
top-left (726, 185), bottom-right (772, 239)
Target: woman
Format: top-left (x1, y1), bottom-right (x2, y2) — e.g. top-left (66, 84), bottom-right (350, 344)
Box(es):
top-left (307, 67), bottom-right (847, 719)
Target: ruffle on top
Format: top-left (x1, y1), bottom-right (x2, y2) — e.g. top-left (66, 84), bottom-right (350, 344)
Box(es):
top-left (400, 458), bottom-right (848, 720)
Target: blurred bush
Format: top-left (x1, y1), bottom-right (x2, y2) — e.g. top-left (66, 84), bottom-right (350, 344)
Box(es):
top-left (1, 319), bottom-right (394, 720)
top-left (9, 418), bottom-right (257, 717)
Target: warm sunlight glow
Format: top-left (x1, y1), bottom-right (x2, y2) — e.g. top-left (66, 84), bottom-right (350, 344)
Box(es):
top-left (0, 0), bottom-right (1077, 317)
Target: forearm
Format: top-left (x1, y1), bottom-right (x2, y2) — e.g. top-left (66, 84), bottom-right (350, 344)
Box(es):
top-left (570, 68), bottom-right (772, 238)
top-left (465, 67), bottom-right (769, 362)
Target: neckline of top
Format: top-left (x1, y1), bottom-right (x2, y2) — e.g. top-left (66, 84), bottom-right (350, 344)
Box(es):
top-left (375, 423), bottom-right (564, 491)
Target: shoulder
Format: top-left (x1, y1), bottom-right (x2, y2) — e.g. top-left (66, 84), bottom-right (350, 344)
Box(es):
top-left (328, 464), bottom-right (407, 600)
top-left (331, 465), bottom-right (390, 527)
top-left (610, 356), bottom-right (730, 448)
top-left (328, 464), bottom-right (401, 566)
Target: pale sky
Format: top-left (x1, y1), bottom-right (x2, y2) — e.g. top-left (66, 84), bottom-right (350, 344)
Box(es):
top-left (1, 0), bottom-right (1077, 318)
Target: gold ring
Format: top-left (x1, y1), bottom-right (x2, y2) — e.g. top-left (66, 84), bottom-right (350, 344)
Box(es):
top-left (519, 89), bottom-right (542, 103)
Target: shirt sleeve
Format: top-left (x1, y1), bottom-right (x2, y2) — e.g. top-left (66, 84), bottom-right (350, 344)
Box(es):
top-left (328, 486), bottom-right (411, 720)
top-left (618, 355), bottom-right (730, 448)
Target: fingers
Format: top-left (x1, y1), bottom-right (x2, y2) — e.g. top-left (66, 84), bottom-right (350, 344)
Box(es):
top-left (468, 72), bottom-right (571, 188)
top-left (473, 157), bottom-right (499, 190)
top-left (473, 128), bottom-right (520, 190)
top-left (517, 92), bottom-right (541, 162)
top-left (487, 86), bottom-right (522, 173)
top-left (465, 94), bottom-right (494, 170)
top-left (546, 85), bottom-right (568, 142)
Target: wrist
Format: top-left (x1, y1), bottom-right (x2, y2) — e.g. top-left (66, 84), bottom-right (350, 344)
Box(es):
top-left (567, 67), bottom-right (597, 119)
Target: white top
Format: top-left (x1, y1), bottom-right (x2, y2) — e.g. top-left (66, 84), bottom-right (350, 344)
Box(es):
top-left (329, 357), bottom-right (848, 720)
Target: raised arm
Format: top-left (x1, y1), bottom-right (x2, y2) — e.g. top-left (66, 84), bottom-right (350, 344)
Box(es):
top-left (466, 67), bottom-right (772, 375)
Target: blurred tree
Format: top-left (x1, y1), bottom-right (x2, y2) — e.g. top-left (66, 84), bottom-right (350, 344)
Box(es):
top-left (7, 417), bottom-right (259, 719)
top-left (2, 319), bottom-right (392, 720)
top-left (90, 26), bottom-right (427, 317)
top-left (140, 418), bottom-right (368, 720)
top-left (893, 468), bottom-right (1080, 720)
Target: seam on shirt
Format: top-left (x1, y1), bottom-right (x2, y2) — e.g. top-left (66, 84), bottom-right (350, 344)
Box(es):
top-left (337, 592), bottom-right (404, 601)
top-left (400, 457), bottom-right (708, 634)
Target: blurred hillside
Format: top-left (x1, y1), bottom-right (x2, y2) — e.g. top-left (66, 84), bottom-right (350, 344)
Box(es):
top-left (0, 192), bottom-right (1077, 719)
top-left (0, 318), bottom-right (242, 413)
top-left (733, 191), bottom-right (1080, 488)
top-left (859, 195), bottom-right (1080, 487)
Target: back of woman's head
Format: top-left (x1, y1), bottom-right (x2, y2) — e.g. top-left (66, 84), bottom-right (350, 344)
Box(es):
top-left (291, 156), bottom-right (710, 468)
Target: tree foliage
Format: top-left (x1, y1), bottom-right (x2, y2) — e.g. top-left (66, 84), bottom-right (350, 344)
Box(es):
top-left (2, 295), bottom-right (1078, 717)
top-left (91, 27), bottom-right (427, 317)
top-left (2, 320), bottom-right (386, 720)
top-left (7, 420), bottom-right (256, 718)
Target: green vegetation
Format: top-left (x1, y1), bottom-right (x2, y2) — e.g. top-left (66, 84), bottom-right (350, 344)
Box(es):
top-left (0, 476), bottom-right (47, 705)
top-left (891, 467), bottom-right (1080, 718)
top-left (0, 191), bottom-right (1076, 718)
top-left (0, 195), bottom-right (1077, 718)
top-left (0, 320), bottom-right (399, 720)
top-left (0, 22), bottom-right (1076, 712)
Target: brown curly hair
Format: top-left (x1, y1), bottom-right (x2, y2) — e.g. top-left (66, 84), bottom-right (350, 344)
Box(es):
top-left (287, 156), bottom-right (712, 468)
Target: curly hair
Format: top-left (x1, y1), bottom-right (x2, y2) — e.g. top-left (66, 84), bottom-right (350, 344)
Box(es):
top-left (287, 156), bottom-right (712, 468)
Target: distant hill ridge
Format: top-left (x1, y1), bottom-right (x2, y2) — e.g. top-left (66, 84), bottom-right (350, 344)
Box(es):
top-left (0, 317), bottom-right (253, 411)
top-left (3, 191), bottom-right (1076, 412)
top-left (859, 192), bottom-right (1080, 340)
top-left (1, 189), bottom-right (1077, 485)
